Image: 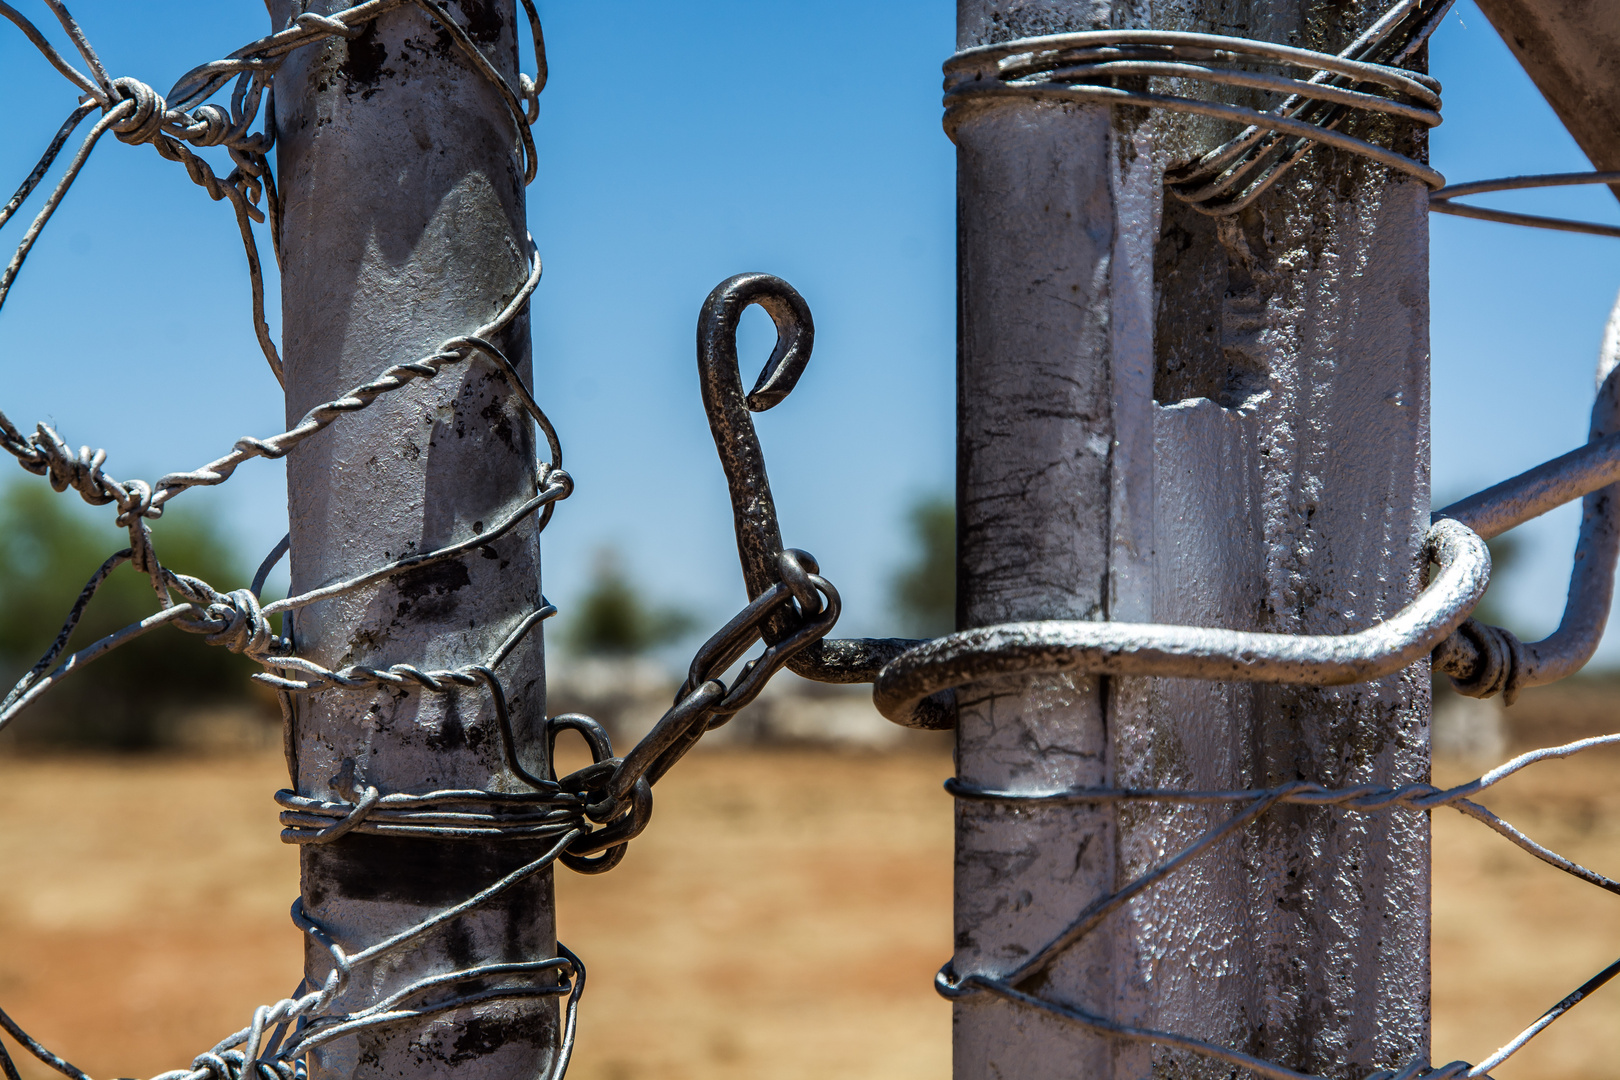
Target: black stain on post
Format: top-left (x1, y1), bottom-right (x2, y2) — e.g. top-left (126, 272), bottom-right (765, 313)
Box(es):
top-left (394, 559), bottom-right (473, 620)
top-left (305, 835), bottom-right (553, 906)
top-left (339, 23), bottom-right (394, 95)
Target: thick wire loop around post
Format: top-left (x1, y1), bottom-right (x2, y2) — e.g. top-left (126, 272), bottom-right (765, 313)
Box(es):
top-left (943, 0), bottom-right (1454, 216)
top-left (6, 1), bottom-right (1620, 1079)
top-left (872, 517), bottom-right (1490, 727)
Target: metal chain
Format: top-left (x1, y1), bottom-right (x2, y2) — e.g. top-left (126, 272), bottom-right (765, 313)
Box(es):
top-left (4, 2), bottom-right (1620, 1080)
top-left (0, 5), bottom-right (837, 1080)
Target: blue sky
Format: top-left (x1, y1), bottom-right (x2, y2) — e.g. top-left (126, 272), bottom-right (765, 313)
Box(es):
top-left (0, 2), bottom-right (1615, 662)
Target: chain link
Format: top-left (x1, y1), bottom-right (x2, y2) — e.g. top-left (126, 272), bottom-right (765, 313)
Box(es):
top-left (4, 3), bottom-right (1620, 1080)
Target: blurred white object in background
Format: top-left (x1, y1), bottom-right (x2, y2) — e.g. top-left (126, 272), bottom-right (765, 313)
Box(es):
top-left (1434, 691), bottom-right (1508, 764)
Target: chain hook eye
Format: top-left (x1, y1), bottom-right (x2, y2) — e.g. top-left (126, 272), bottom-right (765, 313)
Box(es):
top-left (697, 274), bottom-right (814, 615)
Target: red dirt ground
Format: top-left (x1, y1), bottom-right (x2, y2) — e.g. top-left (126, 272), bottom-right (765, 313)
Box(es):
top-left (1, 746), bottom-right (1616, 1080)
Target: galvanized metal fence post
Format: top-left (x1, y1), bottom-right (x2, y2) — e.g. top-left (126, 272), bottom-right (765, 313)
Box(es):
top-left (951, 2), bottom-right (1431, 1077)
top-left (273, 4), bottom-right (555, 1080)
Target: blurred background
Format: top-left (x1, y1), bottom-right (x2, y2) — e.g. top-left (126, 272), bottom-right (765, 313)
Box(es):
top-left (2, 2), bottom-right (1620, 1079)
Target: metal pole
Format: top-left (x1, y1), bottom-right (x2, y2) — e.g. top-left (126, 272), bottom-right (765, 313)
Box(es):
top-left (951, 3), bottom-right (1430, 1078)
top-left (273, 5), bottom-right (554, 1080)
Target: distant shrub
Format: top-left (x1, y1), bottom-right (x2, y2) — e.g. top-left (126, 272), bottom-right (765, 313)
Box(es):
top-left (565, 547), bottom-right (695, 656)
top-left (892, 495), bottom-right (954, 639)
top-left (0, 479), bottom-right (273, 750)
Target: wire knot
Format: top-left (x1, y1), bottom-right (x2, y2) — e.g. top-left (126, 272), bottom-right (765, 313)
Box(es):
top-left (189, 1050), bottom-right (257, 1080)
top-left (1448, 617), bottom-right (1525, 705)
top-left (294, 11), bottom-right (364, 38)
top-left (204, 588), bottom-right (276, 658)
top-left (107, 76), bottom-right (168, 146)
top-left (184, 103), bottom-right (236, 148)
top-left (31, 424), bottom-right (155, 524)
top-left (114, 479), bottom-right (155, 526)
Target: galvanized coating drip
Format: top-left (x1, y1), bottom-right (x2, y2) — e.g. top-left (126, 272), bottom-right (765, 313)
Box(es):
top-left (943, 0), bottom-right (1455, 215)
top-left (2, 2), bottom-right (1620, 1080)
top-left (934, 727), bottom-right (1620, 1080)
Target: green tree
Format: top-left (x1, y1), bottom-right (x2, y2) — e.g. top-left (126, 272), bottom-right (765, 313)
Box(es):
top-left (892, 494), bottom-right (955, 638)
top-left (565, 548), bottom-right (695, 656)
top-left (0, 479), bottom-right (265, 749)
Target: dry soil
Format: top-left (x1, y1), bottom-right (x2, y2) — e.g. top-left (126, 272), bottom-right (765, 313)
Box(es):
top-left (0, 744), bottom-right (1617, 1080)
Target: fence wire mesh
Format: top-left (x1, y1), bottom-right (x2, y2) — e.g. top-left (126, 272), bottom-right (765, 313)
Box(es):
top-left (1, 2), bottom-right (1619, 1080)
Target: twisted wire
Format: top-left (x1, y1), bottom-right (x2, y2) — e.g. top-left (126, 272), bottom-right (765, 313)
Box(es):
top-left (936, 727), bottom-right (1620, 1079)
top-left (0, 11), bottom-right (600, 1079)
top-left (0, 839), bottom-right (587, 1080)
top-left (4, 2), bottom-right (1619, 1080)
top-left (0, 0), bottom-right (549, 384)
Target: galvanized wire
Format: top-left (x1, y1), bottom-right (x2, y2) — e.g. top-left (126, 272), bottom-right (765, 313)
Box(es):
top-left (1430, 171), bottom-right (1620, 238)
top-left (944, 0), bottom-right (1456, 215)
top-left (3, 2), bottom-right (1620, 1080)
top-left (0, 5), bottom-right (733, 1080)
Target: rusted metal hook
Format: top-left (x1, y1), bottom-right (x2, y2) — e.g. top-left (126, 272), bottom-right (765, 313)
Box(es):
top-left (697, 274), bottom-right (942, 714)
top-left (697, 272), bottom-right (814, 619)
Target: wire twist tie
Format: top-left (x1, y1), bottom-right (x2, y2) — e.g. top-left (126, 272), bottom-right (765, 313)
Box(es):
top-left (107, 76), bottom-right (168, 146)
top-left (1448, 617), bottom-right (1525, 705)
top-left (294, 12), bottom-right (364, 39)
top-left (202, 588), bottom-right (275, 657)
